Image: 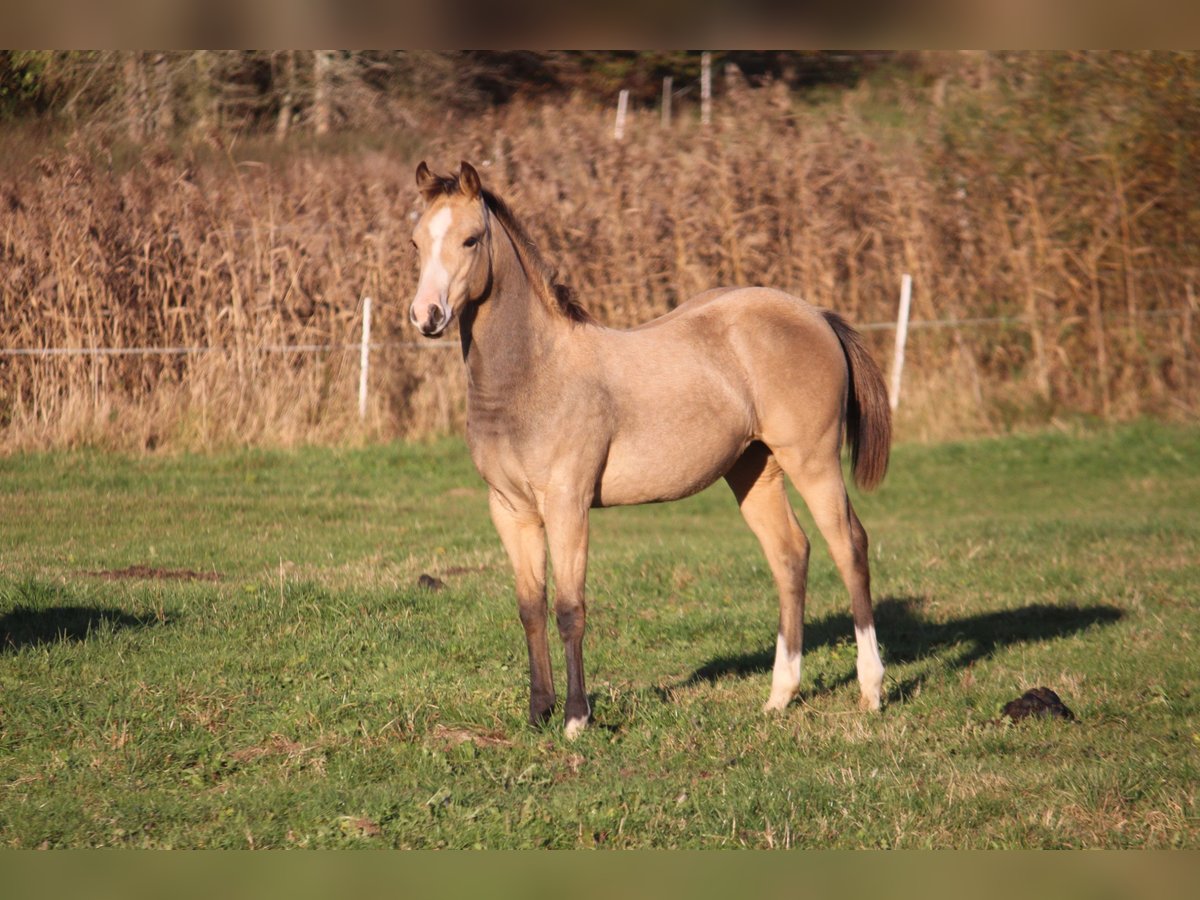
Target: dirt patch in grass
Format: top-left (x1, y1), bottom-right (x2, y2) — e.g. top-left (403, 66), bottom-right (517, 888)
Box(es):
top-left (429, 724), bottom-right (513, 750)
top-left (440, 565), bottom-right (496, 576)
top-left (229, 734), bottom-right (315, 765)
top-left (86, 565), bottom-right (221, 582)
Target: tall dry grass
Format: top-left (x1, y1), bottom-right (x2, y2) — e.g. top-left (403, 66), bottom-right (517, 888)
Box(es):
top-left (2, 81), bottom-right (1195, 454)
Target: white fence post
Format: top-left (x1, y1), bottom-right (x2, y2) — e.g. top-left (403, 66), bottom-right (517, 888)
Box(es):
top-left (701, 52), bottom-right (712, 127)
top-left (614, 89), bottom-right (629, 141)
top-left (889, 274), bottom-right (913, 411)
top-left (358, 295), bottom-right (372, 421)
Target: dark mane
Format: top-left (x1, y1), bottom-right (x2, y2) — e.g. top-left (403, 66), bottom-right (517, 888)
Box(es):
top-left (422, 171), bottom-right (593, 325)
top-left (481, 189), bottom-right (594, 325)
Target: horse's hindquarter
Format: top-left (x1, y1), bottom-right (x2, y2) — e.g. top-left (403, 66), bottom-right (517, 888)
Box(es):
top-left (711, 288), bottom-right (849, 451)
top-left (592, 289), bottom-right (845, 507)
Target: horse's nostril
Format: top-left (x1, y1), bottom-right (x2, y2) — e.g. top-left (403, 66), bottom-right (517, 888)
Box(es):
top-left (429, 306), bottom-right (444, 326)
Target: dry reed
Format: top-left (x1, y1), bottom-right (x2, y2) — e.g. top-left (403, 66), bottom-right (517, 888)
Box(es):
top-left (1, 86), bottom-right (1195, 454)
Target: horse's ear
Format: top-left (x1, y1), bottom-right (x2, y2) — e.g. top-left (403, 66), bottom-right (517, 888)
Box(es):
top-left (459, 161), bottom-right (481, 199)
top-left (415, 161), bottom-right (438, 200)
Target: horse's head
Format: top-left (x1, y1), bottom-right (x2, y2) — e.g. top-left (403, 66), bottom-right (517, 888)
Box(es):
top-left (409, 160), bottom-right (492, 338)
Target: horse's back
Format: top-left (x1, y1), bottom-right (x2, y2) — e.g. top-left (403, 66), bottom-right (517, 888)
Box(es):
top-left (624, 287), bottom-right (845, 378)
top-left (627, 287), bottom-right (741, 331)
top-left (630, 286), bottom-right (835, 342)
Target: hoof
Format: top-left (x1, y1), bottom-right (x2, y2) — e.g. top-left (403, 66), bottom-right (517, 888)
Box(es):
top-left (859, 692), bottom-right (882, 712)
top-left (762, 693), bottom-right (794, 713)
top-left (564, 716), bottom-right (588, 740)
top-left (529, 690), bottom-right (556, 727)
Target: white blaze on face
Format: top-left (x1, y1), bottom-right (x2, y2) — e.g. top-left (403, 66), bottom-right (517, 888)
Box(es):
top-left (411, 205), bottom-right (454, 332)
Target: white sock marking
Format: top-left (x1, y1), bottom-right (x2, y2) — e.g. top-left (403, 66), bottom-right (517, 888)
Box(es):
top-left (855, 624), bottom-right (885, 709)
top-left (764, 632), bottom-right (802, 711)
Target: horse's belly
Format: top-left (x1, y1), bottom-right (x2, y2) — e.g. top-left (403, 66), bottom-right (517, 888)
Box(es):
top-left (594, 426), bottom-right (749, 507)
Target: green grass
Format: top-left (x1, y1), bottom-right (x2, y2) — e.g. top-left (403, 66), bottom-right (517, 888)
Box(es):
top-left (1, 423), bottom-right (1197, 848)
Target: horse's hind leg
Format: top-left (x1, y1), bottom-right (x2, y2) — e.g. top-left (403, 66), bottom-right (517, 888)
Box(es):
top-left (775, 448), bottom-right (885, 711)
top-left (725, 443), bottom-right (811, 711)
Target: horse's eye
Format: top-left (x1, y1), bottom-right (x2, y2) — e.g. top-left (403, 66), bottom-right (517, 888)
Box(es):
top-left (463, 236), bottom-right (478, 248)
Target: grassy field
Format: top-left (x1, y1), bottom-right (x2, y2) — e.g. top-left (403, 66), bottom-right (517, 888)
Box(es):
top-left (1, 422), bottom-right (1197, 848)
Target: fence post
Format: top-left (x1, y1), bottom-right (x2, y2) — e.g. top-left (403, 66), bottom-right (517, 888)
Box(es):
top-left (358, 296), bottom-right (372, 421)
top-left (889, 274), bottom-right (913, 411)
top-left (313, 50), bottom-right (332, 137)
top-left (614, 89), bottom-right (629, 141)
top-left (1185, 274), bottom-right (1195, 394)
top-left (661, 76), bottom-right (672, 128)
top-left (701, 52), bottom-right (712, 127)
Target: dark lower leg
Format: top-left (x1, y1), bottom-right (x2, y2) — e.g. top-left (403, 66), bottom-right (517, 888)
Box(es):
top-left (847, 507), bottom-right (875, 633)
top-left (846, 506), bottom-right (884, 709)
top-left (555, 598), bottom-right (590, 733)
top-left (544, 495), bottom-right (593, 737)
top-left (767, 539), bottom-right (809, 709)
top-left (519, 597), bottom-right (555, 724)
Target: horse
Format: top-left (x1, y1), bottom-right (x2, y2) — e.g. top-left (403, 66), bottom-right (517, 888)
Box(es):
top-left (408, 161), bottom-right (891, 738)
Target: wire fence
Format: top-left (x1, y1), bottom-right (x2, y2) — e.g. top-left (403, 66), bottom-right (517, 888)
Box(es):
top-left (0, 341), bottom-right (455, 358)
top-left (3, 282), bottom-right (1193, 421)
top-left (2, 308), bottom-right (1189, 357)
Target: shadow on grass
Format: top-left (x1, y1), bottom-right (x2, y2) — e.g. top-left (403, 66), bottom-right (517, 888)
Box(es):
top-left (1, 605), bottom-right (169, 654)
top-left (682, 596), bottom-right (1124, 703)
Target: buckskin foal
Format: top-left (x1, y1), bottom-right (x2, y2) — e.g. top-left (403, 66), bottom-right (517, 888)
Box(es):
top-left (409, 161), bottom-right (891, 738)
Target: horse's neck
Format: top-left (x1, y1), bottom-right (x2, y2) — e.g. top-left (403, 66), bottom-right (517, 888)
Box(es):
top-left (460, 227), bottom-right (565, 404)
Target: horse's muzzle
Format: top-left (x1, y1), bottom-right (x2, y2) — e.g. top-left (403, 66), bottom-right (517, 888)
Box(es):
top-left (412, 302), bottom-right (451, 337)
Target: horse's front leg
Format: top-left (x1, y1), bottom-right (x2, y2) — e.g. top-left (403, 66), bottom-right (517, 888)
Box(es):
top-left (543, 490), bottom-right (592, 739)
top-left (488, 491), bottom-right (555, 725)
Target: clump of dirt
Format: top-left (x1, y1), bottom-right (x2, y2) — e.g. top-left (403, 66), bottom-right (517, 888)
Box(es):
top-left (417, 573), bottom-right (446, 591)
top-left (1001, 687), bottom-right (1075, 723)
top-left (338, 816), bottom-right (382, 838)
top-left (87, 565), bottom-right (221, 582)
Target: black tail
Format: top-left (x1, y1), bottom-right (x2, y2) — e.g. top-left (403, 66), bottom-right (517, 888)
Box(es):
top-left (822, 310), bottom-right (892, 491)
